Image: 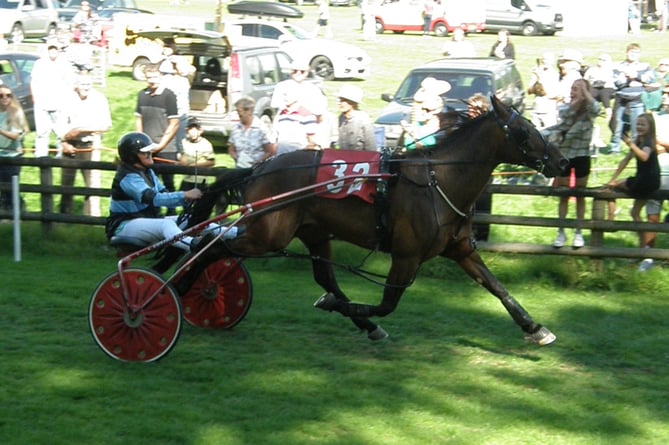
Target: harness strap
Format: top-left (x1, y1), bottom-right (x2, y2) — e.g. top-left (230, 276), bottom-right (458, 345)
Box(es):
top-left (429, 170), bottom-right (467, 217)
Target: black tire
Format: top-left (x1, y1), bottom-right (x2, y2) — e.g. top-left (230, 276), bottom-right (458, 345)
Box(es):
top-left (310, 55), bottom-right (335, 81)
top-left (434, 23), bottom-right (448, 37)
top-left (10, 23), bottom-right (24, 44)
top-left (132, 57), bottom-right (151, 81)
top-left (375, 20), bottom-right (384, 34)
top-left (521, 21), bottom-right (538, 36)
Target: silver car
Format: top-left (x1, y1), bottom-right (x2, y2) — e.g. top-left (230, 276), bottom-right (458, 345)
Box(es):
top-left (0, 0), bottom-right (60, 43)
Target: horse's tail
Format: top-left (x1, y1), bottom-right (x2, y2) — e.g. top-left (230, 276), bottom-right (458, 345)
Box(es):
top-left (186, 167), bottom-right (254, 227)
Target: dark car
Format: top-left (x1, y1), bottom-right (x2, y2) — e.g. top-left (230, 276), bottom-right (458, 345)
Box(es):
top-left (0, 52), bottom-right (39, 129)
top-left (375, 57), bottom-right (525, 147)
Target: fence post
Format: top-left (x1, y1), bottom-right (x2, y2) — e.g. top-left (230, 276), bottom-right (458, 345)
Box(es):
top-left (591, 198), bottom-right (606, 247)
top-left (39, 163), bottom-right (54, 234)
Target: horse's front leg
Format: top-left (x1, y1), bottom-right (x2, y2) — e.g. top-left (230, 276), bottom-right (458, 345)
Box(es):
top-left (314, 256), bottom-right (419, 340)
top-left (298, 232), bottom-right (385, 340)
top-left (448, 245), bottom-right (556, 346)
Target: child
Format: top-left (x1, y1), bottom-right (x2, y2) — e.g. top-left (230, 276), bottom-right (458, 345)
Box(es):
top-left (607, 113), bottom-right (661, 264)
top-left (179, 117), bottom-right (215, 191)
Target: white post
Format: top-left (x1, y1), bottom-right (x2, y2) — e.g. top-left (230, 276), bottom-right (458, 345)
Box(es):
top-left (12, 175), bottom-right (20, 262)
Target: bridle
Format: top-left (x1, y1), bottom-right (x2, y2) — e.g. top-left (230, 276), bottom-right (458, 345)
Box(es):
top-left (494, 107), bottom-right (549, 174)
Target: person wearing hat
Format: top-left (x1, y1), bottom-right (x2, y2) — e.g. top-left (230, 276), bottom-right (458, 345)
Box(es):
top-left (273, 85), bottom-right (319, 154)
top-left (271, 57), bottom-right (328, 145)
top-left (336, 85), bottom-right (376, 151)
top-left (178, 117), bottom-right (215, 191)
top-left (401, 93), bottom-right (444, 150)
top-left (59, 73), bottom-right (112, 216)
top-left (228, 96), bottom-right (275, 168)
top-left (641, 58), bottom-right (669, 113)
top-left (30, 38), bottom-right (75, 157)
top-left (106, 132), bottom-right (239, 266)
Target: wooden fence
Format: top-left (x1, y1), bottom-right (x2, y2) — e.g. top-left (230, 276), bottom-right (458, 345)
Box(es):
top-left (2, 156), bottom-right (669, 260)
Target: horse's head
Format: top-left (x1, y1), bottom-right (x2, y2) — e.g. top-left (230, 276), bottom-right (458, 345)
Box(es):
top-left (490, 95), bottom-right (567, 177)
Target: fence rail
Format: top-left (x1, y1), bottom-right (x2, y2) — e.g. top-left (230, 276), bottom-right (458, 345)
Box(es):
top-left (2, 157), bottom-right (669, 260)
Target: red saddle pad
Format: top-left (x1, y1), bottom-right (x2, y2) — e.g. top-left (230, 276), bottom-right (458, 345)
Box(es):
top-left (315, 150), bottom-right (381, 204)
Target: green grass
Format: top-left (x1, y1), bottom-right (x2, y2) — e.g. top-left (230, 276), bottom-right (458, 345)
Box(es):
top-left (3, 5), bottom-right (669, 444)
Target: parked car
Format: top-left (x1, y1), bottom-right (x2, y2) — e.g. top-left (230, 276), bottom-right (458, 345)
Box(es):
top-left (375, 58), bottom-right (525, 147)
top-left (0, 52), bottom-right (39, 129)
top-left (484, 0), bottom-right (564, 36)
top-left (372, 0), bottom-right (485, 37)
top-left (56, 0), bottom-right (147, 22)
top-left (0, 0), bottom-right (60, 43)
top-left (128, 28), bottom-right (322, 138)
top-left (224, 18), bottom-right (371, 80)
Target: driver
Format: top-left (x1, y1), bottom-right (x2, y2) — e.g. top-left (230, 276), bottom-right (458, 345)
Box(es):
top-left (106, 132), bottom-right (239, 252)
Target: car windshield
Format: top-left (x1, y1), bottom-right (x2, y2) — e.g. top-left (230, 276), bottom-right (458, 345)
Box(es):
top-left (0, 0), bottom-right (21, 10)
top-left (394, 71), bottom-right (493, 104)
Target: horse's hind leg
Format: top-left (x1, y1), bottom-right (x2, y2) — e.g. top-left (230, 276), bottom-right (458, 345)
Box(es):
top-left (450, 247), bottom-right (556, 346)
top-left (300, 233), bottom-right (386, 340)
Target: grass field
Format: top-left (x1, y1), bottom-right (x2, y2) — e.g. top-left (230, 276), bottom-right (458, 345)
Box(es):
top-left (2, 4), bottom-right (669, 444)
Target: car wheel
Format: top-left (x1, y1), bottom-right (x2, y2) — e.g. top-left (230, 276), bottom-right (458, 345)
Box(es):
top-left (132, 57), bottom-right (150, 81)
top-left (521, 21), bottom-right (538, 36)
top-left (310, 56), bottom-right (335, 81)
top-left (10, 23), bottom-right (24, 44)
top-left (47, 23), bottom-right (57, 40)
top-left (434, 23), bottom-right (448, 37)
top-left (375, 19), bottom-right (384, 34)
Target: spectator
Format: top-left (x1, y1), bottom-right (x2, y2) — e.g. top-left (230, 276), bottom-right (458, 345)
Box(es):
top-left (72, 0), bottom-right (100, 44)
top-left (336, 85), bottom-right (377, 151)
top-left (556, 49), bottom-right (583, 106)
top-left (135, 63), bottom-right (180, 214)
top-left (0, 85), bottom-right (29, 211)
top-left (628, 1), bottom-right (641, 35)
top-left (228, 97), bottom-right (275, 168)
top-left (30, 39), bottom-right (75, 158)
top-left (422, 0), bottom-right (435, 36)
top-left (638, 143), bottom-right (669, 271)
top-left (106, 132), bottom-right (240, 265)
top-left (544, 79), bottom-right (601, 249)
top-left (527, 52), bottom-right (560, 129)
top-left (361, 0), bottom-right (376, 41)
top-left (609, 43), bottom-right (654, 154)
top-left (159, 58), bottom-right (193, 156)
top-left (441, 28), bottom-right (475, 58)
top-left (489, 29), bottom-right (515, 60)
top-left (402, 94), bottom-right (443, 150)
top-left (608, 113), bottom-right (661, 257)
top-left (271, 58), bottom-right (328, 147)
top-left (642, 58), bottom-right (669, 112)
top-left (59, 74), bottom-right (112, 216)
top-left (313, 0), bottom-right (333, 39)
top-left (178, 117), bottom-right (215, 191)
top-left (273, 87), bottom-right (319, 155)
top-left (584, 53), bottom-right (616, 131)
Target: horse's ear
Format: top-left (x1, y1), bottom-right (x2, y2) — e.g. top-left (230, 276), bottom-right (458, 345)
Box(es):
top-left (490, 95), bottom-right (506, 117)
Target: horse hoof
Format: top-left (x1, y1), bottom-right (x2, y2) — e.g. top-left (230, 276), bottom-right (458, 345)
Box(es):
top-left (313, 292), bottom-right (337, 312)
top-left (524, 326), bottom-right (556, 346)
top-left (368, 326), bottom-right (388, 341)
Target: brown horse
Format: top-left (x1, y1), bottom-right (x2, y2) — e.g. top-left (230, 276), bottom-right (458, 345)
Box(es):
top-left (178, 96), bottom-right (567, 345)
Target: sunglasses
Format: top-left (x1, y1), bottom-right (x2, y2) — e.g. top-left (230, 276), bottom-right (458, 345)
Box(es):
top-left (292, 69), bottom-right (307, 74)
top-left (0, 93), bottom-right (12, 99)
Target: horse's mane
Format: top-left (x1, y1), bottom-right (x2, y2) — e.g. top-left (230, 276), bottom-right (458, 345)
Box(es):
top-left (436, 110), bottom-right (493, 147)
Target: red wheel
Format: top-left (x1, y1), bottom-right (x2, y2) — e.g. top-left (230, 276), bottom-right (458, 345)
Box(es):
top-left (178, 258), bottom-right (253, 329)
top-left (88, 268), bottom-right (182, 362)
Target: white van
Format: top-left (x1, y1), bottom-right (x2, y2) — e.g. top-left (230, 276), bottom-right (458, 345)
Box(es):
top-left (485, 0), bottom-right (563, 36)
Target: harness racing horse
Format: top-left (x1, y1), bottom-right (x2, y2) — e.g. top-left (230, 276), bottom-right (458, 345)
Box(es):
top-left (178, 96), bottom-right (567, 345)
